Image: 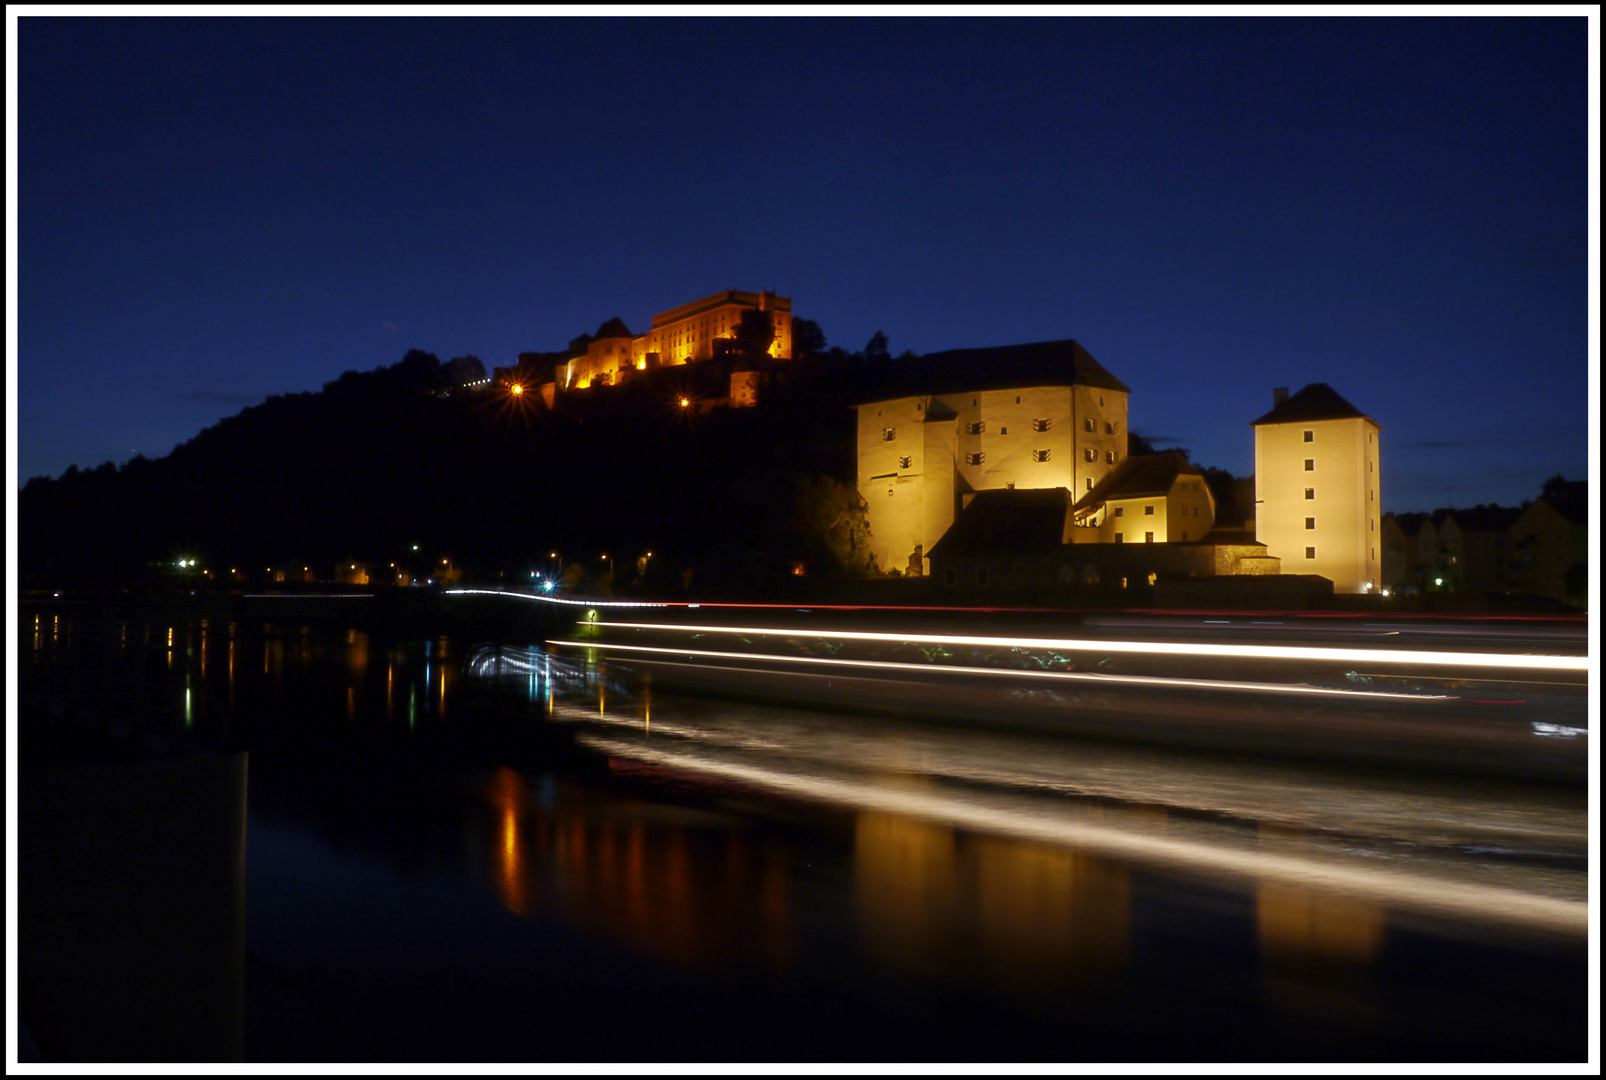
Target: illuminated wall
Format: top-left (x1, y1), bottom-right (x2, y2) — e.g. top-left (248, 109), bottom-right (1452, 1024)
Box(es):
top-left (1097, 475), bottom-right (1215, 544)
top-left (554, 289), bottom-right (794, 393)
top-left (857, 384), bottom-right (1130, 574)
top-left (1255, 412), bottom-right (1381, 593)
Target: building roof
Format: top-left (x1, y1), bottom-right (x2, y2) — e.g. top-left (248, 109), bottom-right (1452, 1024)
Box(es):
top-left (1386, 511), bottom-right (1431, 537)
top-left (1071, 452), bottom-right (1196, 517)
top-left (857, 339), bottom-right (1130, 405)
top-left (925, 488), bottom-right (1074, 560)
top-left (1536, 480), bottom-right (1588, 524)
top-left (1251, 383), bottom-right (1377, 427)
top-left (1450, 504), bottom-right (1523, 532)
top-left (593, 316), bottom-right (634, 340)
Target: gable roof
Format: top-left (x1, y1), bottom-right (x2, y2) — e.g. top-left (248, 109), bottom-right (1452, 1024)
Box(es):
top-left (857, 339), bottom-right (1130, 405)
top-left (1386, 511), bottom-right (1431, 537)
top-left (1537, 480), bottom-right (1588, 524)
top-left (1071, 452), bottom-right (1196, 517)
top-left (1450, 504), bottom-right (1523, 532)
top-left (593, 316), bottom-right (634, 340)
top-left (925, 488), bottom-right (1074, 560)
top-left (1251, 383), bottom-right (1377, 427)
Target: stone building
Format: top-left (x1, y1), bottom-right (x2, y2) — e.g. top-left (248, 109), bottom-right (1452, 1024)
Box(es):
top-left (855, 340), bottom-right (1130, 575)
top-left (1252, 384), bottom-right (1381, 594)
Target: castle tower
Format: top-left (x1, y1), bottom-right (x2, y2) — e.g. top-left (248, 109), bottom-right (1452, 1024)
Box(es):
top-left (1252, 384), bottom-right (1381, 593)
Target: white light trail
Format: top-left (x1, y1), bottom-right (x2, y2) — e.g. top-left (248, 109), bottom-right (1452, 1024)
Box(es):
top-left (544, 641), bottom-right (1451, 701)
top-left (591, 621), bottom-right (1589, 673)
top-left (445, 588), bottom-right (666, 609)
top-left (578, 733), bottom-right (1588, 939)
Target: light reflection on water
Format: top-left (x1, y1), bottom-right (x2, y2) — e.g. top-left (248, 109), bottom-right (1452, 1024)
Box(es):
top-left (20, 609), bottom-right (1589, 1059)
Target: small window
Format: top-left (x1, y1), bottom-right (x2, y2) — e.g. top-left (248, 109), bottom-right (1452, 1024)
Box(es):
top-left (1304, 459), bottom-right (1314, 471)
top-left (1086, 478), bottom-right (1093, 491)
top-left (1085, 448), bottom-right (1097, 462)
top-left (1105, 421), bottom-right (1116, 435)
top-left (1032, 449), bottom-right (1051, 462)
top-left (967, 421), bottom-right (985, 435)
top-left (882, 427), bottom-right (896, 441)
top-left (1145, 505), bottom-right (1155, 515)
top-left (1033, 418), bottom-right (1051, 432)
top-left (898, 455), bottom-right (912, 469)
top-left (1306, 547), bottom-right (1317, 559)
top-left (1105, 451), bottom-right (1115, 464)
top-left (965, 451), bottom-right (985, 466)
top-left (1145, 531), bottom-right (1154, 543)
top-left (1015, 395), bottom-right (1020, 404)
top-left (1084, 418), bottom-right (1095, 432)
top-left (1000, 426), bottom-right (1007, 435)
top-left (1114, 533), bottom-right (1123, 543)
top-left (1099, 396), bottom-right (1105, 406)
top-left (1306, 517), bottom-right (1316, 529)
top-left (1305, 488), bottom-right (1315, 500)
top-left (1113, 507), bottom-right (1124, 517)
top-left (1303, 430), bottom-right (1314, 443)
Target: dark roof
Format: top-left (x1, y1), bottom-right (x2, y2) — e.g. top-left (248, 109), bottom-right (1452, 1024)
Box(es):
top-left (593, 316), bottom-right (634, 340)
top-left (1537, 480), bottom-right (1588, 524)
top-left (1071, 452), bottom-right (1196, 516)
top-left (926, 488), bottom-right (1073, 560)
top-left (856, 339), bottom-right (1129, 404)
top-left (1386, 511), bottom-right (1431, 536)
top-left (1450, 505), bottom-right (1523, 532)
top-left (1251, 383), bottom-right (1376, 427)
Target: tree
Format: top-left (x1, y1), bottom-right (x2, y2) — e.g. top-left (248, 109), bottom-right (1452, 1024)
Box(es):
top-left (734, 308), bottom-right (775, 361)
top-left (863, 331), bottom-right (891, 365)
top-left (791, 318), bottom-right (827, 359)
top-left (1127, 431), bottom-right (1158, 458)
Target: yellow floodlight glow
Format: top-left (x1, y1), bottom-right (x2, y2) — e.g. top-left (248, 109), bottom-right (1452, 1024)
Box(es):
top-left (511, 383), bottom-right (524, 396)
top-left (588, 621), bottom-right (1590, 673)
top-left (679, 397), bottom-right (690, 408)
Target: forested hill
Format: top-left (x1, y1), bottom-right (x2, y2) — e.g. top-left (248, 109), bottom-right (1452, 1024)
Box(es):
top-left (19, 350), bottom-right (870, 595)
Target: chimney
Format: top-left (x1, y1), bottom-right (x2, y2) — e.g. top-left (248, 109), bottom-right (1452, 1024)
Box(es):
top-left (1273, 387), bottom-right (1289, 406)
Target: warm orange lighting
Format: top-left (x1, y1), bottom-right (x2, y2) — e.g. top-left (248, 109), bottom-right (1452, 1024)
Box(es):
top-left (511, 383), bottom-right (524, 395)
top-left (679, 397), bottom-right (690, 408)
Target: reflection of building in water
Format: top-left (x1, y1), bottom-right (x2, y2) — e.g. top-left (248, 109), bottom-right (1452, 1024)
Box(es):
top-left (1256, 824), bottom-right (1384, 1024)
top-left (855, 809), bottom-right (1129, 991)
top-left (479, 767), bottom-right (793, 971)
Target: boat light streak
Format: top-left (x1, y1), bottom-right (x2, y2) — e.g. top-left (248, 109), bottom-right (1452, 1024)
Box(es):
top-left (575, 733), bottom-right (1587, 939)
top-left (545, 641), bottom-right (1452, 701)
top-left (590, 621), bottom-right (1588, 672)
top-left (445, 588), bottom-right (666, 609)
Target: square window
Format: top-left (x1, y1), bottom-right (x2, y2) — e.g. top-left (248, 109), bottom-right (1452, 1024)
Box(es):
top-left (1033, 449), bottom-right (1051, 462)
top-left (1114, 533), bottom-right (1123, 543)
top-left (1304, 459), bottom-right (1314, 471)
top-left (1303, 430), bottom-right (1314, 443)
top-left (1306, 547), bottom-right (1316, 559)
top-left (1145, 532), bottom-right (1154, 543)
top-left (1306, 517), bottom-right (1316, 529)
top-left (1305, 488), bottom-right (1315, 500)
top-left (899, 456), bottom-right (912, 469)
top-left (1145, 505), bottom-right (1154, 515)
top-left (1113, 507), bottom-right (1124, 517)
top-left (1033, 418), bottom-right (1051, 432)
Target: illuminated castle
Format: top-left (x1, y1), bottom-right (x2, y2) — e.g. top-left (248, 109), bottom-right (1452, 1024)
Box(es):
top-left (526, 289), bottom-right (793, 404)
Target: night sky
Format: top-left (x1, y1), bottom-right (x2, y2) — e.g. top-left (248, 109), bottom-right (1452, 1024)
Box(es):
top-left (15, 15), bottom-right (1593, 512)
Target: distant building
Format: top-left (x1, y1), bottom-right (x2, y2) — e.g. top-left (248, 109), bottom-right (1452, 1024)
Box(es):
top-left (1510, 481), bottom-right (1588, 602)
top-left (1253, 384), bottom-right (1381, 594)
top-left (548, 289), bottom-right (793, 398)
top-left (1381, 511), bottom-right (1429, 592)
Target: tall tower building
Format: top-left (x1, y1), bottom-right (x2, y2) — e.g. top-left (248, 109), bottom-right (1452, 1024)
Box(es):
top-left (1253, 384), bottom-right (1381, 593)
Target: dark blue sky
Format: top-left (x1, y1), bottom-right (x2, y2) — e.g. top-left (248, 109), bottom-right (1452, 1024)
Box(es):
top-left (16, 16), bottom-right (1593, 512)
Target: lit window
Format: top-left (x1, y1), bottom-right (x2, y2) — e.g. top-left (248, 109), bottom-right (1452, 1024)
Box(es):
top-left (1305, 488), bottom-right (1314, 500)
top-left (1306, 517), bottom-right (1316, 529)
top-left (1145, 532), bottom-right (1154, 543)
top-left (1033, 449), bottom-right (1051, 462)
top-left (1306, 547), bottom-right (1316, 559)
top-left (1304, 459), bottom-right (1314, 471)
top-left (1303, 430), bottom-right (1314, 443)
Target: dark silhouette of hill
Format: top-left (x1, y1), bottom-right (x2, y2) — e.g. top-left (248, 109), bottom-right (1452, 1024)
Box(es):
top-left (20, 350), bottom-right (869, 597)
